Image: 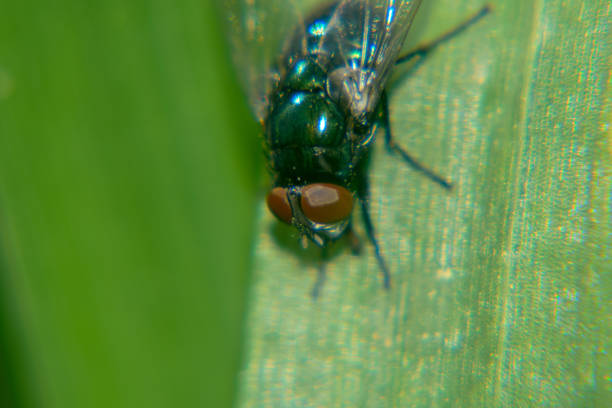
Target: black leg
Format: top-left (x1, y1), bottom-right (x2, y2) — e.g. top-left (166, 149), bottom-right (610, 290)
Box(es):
top-left (344, 223), bottom-right (362, 255)
top-left (381, 91), bottom-right (452, 189)
top-left (359, 197), bottom-right (391, 290)
top-left (351, 6), bottom-right (491, 291)
top-left (396, 5), bottom-right (491, 65)
top-left (311, 246), bottom-right (328, 298)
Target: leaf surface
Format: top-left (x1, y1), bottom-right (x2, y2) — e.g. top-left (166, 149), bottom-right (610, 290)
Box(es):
top-left (238, 0), bottom-right (611, 406)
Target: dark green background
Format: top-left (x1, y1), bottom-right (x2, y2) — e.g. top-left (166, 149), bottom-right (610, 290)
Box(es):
top-left (0, 0), bottom-right (609, 407)
top-left (0, 1), bottom-right (257, 407)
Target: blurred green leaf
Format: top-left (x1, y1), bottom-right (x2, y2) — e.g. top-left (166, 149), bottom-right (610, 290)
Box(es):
top-left (0, 1), bottom-right (258, 407)
top-left (238, 0), bottom-right (610, 407)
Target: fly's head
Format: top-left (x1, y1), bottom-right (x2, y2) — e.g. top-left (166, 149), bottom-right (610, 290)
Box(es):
top-left (266, 183), bottom-right (354, 248)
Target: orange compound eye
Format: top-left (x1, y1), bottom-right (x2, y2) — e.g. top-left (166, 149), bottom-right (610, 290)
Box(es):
top-left (300, 183), bottom-right (353, 224)
top-left (266, 187), bottom-right (293, 224)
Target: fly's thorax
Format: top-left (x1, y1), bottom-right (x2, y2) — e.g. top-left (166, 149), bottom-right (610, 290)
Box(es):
top-left (267, 91), bottom-right (344, 148)
top-left (267, 145), bottom-right (353, 187)
top-left (265, 88), bottom-right (353, 186)
top-left (265, 57), bottom-right (357, 187)
top-left (268, 57), bottom-right (345, 148)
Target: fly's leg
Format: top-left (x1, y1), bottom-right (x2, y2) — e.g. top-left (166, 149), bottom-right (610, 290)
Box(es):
top-left (383, 5), bottom-right (491, 188)
top-left (396, 5), bottom-right (491, 65)
top-left (353, 6), bottom-right (491, 290)
top-left (359, 196), bottom-right (391, 290)
top-left (311, 223), bottom-right (364, 298)
top-left (381, 91), bottom-right (452, 189)
top-left (345, 224), bottom-right (362, 255)
top-left (311, 246), bottom-right (328, 299)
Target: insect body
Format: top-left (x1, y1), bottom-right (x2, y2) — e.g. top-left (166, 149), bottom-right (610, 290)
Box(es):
top-left (265, 3), bottom-right (378, 246)
top-left (223, 0), bottom-right (489, 294)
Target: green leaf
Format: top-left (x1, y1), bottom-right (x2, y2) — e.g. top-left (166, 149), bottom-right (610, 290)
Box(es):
top-left (238, 0), bottom-right (611, 407)
top-left (0, 1), bottom-right (257, 407)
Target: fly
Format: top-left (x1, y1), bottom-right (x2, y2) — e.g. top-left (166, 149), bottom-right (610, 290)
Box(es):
top-left (222, 0), bottom-right (490, 296)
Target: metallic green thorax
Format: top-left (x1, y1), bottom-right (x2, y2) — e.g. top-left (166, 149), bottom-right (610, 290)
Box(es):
top-left (265, 57), bottom-right (358, 188)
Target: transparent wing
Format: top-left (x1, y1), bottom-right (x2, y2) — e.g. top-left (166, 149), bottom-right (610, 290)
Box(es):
top-left (219, 0), bottom-right (324, 122)
top-left (318, 0), bottom-right (423, 118)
